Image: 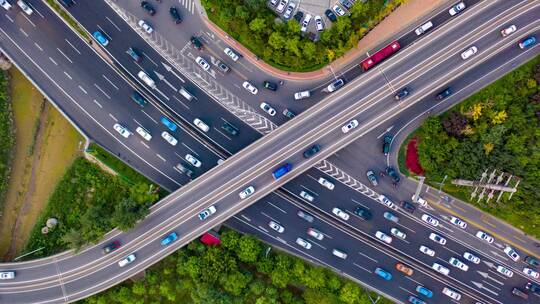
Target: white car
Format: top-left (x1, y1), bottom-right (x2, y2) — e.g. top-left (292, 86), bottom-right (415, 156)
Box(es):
top-left (294, 90), bottom-right (311, 100)
top-left (0, 271), bottom-right (15, 279)
top-left (118, 254), bottom-right (136, 267)
top-left (377, 195), bottom-right (395, 208)
top-left (161, 131), bottom-right (178, 146)
top-left (449, 216), bottom-right (467, 229)
top-left (296, 237), bottom-right (312, 249)
top-left (460, 46), bottom-right (478, 60)
top-left (496, 265), bottom-right (513, 277)
top-left (500, 25), bottom-right (517, 37)
top-left (239, 186), bottom-right (255, 199)
top-left (299, 190), bottom-right (314, 202)
top-left (193, 118), bottom-right (209, 132)
top-left (475, 230), bottom-right (494, 243)
top-left (270, 0), bottom-right (278, 5)
top-left (138, 20), bottom-right (154, 34)
top-left (523, 267), bottom-right (540, 279)
top-left (276, 0), bottom-right (287, 13)
top-left (318, 177), bottom-right (335, 190)
top-left (198, 205), bottom-right (217, 220)
top-left (307, 228), bottom-right (324, 240)
top-left (185, 154), bottom-right (202, 168)
top-left (429, 232), bottom-right (446, 245)
top-left (421, 214), bottom-right (439, 227)
top-left (17, 0), bottom-right (32, 15)
top-left (332, 248), bottom-right (347, 259)
top-left (135, 126), bottom-right (152, 141)
top-left (195, 56), bottom-right (211, 71)
top-left (301, 14), bottom-right (312, 32)
top-left (137, 71), bottom-right (156, 89)
top-left (282, 2), bottom-right (295, 19)
top-left (432, 263), bottom-right (450, 275)
top-left (332, 207), bottom-right (349, 221)
top-left (314, 15), bottom-right (324, 32)
top-left (449, 257), bottom-right (469, 271)
top-left (113, 123), bottom-right (131, 138)
top-left (442, 287), bottom-right (461, 301)
top-left (224, 47), bottom-right (239, 61)
top-left (375, 231), bottom-right (392, 244)
top-left (1, 0), bottom-right (12, 10)
top-left (332, 4), bottom-right (345, 16)
top-left (448, 2), bottom-right (465, 16)
top-left (463, 252), bottom-right (480, 264)
top-left (268, 220), bottom-right (285, 233)
top-left (242, 81), bottom-right (258, 94)
top-left (341, 119), bottom-right (358, 133)
top-left (412, 195), bottom-right (427, 207)
top-left (260, 102), bottom-right (276, 116)
top-left (414, 21), bottom-right (433, 36)
top-left (503, 246), bottom-right (519, 262)
top-left (390, 227), bottom-right (406, 239)
top-left (419, 245), bottom-right (435, 257)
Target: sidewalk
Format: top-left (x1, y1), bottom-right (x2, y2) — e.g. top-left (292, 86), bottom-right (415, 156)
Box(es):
top-left (200, 0), bottom-right (451, 81)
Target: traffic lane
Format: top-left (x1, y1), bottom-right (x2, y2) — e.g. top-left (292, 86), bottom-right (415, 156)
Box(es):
top-left (66, 0), bottom-right (263, 154)
top-left (232, 194), bottom-right (478, 304)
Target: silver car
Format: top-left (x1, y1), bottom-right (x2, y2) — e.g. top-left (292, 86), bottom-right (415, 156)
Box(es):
top-left (239, 186), bottom-right (255, 199)
top-left (283, 2), bottom-right (296, 19)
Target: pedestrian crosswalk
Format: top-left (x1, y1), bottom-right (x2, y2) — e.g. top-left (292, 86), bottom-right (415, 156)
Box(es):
top-left (178, 0), bottom-right (195, 15)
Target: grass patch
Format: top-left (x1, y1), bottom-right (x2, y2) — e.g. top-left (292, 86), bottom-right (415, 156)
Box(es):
top-left (399, 56), bottom-right (540, 238)
top-left (0, 71), bottom-right (14, 212)
top-left (45, 0), bottom-right (89, 40)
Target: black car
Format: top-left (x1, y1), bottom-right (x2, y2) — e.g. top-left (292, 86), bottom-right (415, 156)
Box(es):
top-left (126, 47), bottom-right (142, 63)
top-left (140, 1), bottom-right (156, 16)
top-left (131, 91), bottom-right (148, 107)
top-left (303, 144), bottom-right (321, 158)
top-left (190, 36), bottom-right (203, 50)
top-left (293, 11), bottom-right (304, 22)
top-left (58, 0), bottom-right (74, 7)
top-left (102, 241), bottom-right (121, 254)
top-left (339, 0), bottom-right (353, 10)
top-left (354, 207), bottom-right (372, 220)
top-left (394, 87), bottom-right (410, 100)
top-left (386, 166), bottom-right (400, 183)
top-left (435, 87), bottom-right (452, 100)
top-left (325, 9), bottom-right (337, 22)
top-left (282, 108), bottom-right (296, 119)
top-left (399, 201), bottom-right (416, 213)
top-left (525, 256), bottom-right (540, 267)
top-left (382, 135), bottom-right (392, 155)
top-left (526, 282), bottom-right (540, 295)
top-left (169, 7), bottom-right (182, 24)
top-left (221, 122), bottom-right (239, 136)
top-left (263, 81), bottom-right (278, 91)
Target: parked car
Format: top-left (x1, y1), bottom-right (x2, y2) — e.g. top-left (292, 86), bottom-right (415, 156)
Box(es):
top-left (169, 6), bottom-right (182, 24)
top-left (195, 56), bottom-right (211, 71)
top-left (276, 0), bottom-right (288, 13)
top-left (138, 19), bottom-right (154, 34)
top-left (325, 9), bottom-right (337, 22)
top-left (260, 102), bottom-right (277, 116)
top-left (293, 11), bottom-right (303, 22)
top-left (283, 2), bottom-right (296, 19)
top-left (314, 15), bottom-right (324, 32)
top-left (332, 4), bottom-right (345, 16)
top-left (366, 170), bottom-right (378, 186)
top-left (140, 1), bottom-right (155, 15)
top-left (301, 14), bottom-right (312, 32)
top-left (224, 47), bottom-right (239, 61)
top-left (523, 267), bottom-right (540, 279)
top-left (0, 0), bottom-right (12, 11)
top-left (385, 166), bottom-right (400, 183)
top-left (118, 254), bottom-right (136, 267)
top-left (339, 0), bottom-right (353, 10)
top-left (524, 256), bottom-right (540, 267)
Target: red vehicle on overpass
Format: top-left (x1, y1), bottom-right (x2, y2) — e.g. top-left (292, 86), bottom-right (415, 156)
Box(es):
top-left (360, 41), bottom-right (401, 71)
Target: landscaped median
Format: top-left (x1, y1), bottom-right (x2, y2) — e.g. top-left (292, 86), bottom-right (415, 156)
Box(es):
top-left (202, 0), bottom-right (407, 71)
top-left (399, 55), bottom-right (540, 238)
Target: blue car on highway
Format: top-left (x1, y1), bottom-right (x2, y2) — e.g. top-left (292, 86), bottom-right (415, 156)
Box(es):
top-left (161, 232), bottom-right (178, 246)
top-left (374, 267), bottom-right (392, 280)
top-left (272, 163), bottom-right (292, 179)
top-left (408, 296), bottom-right (426, 304)
top-left (160, 117), bottom-right (178, 132)
top-left (92, 31), bottom-right (109, 47)
top-left (415, 285), bottom-right (433, 298)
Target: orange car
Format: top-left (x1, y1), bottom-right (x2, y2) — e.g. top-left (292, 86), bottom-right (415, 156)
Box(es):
top-left (396, 263), bottom-right (414, 276)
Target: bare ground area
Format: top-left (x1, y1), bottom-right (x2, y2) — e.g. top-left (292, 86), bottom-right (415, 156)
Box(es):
top-left (0, 68), bottom-right (84, 261)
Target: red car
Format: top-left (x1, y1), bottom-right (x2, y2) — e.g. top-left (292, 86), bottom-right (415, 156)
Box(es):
top-left (102, 241), bottom-right (121, 254)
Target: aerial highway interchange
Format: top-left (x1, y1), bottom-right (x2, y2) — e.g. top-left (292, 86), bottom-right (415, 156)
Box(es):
top-left (0, 0), bottom-right (539, 303)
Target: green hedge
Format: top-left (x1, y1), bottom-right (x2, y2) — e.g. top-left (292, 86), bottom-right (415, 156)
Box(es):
top-left (203, 0), bottom-right (407, 71)
top-left (0, 71), bottom-right (14, 211)
top-left (405, 56), bottom-right (540, 238)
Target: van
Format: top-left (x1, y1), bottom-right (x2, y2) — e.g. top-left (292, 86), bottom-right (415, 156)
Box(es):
top-left (179, 87), bottom-right (194, 101)
top-left (512, 287), bottom-right (528, 299)
top-left (332, 248), bottom-right (347, 259)
top-left (272, 163), bottom-right (292, 179)
top-left (415, 21), bottom-right (433, 36)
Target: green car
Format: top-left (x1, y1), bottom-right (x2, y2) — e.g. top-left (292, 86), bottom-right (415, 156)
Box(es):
top-left (382, 135), bottom-right (392, 155)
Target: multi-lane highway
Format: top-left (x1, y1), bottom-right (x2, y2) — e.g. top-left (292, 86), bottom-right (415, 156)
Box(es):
top-left (0, 0), bottom-right (539, 303)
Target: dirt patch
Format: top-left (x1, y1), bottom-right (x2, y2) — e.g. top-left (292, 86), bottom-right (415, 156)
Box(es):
top-left (0, 68), bottom-right (84, 261)
top-left (405, 137), bottom-right (424, 175)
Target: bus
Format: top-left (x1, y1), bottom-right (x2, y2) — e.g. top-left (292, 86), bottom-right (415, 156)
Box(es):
top-left (360, 41), bottom-right (401, 71)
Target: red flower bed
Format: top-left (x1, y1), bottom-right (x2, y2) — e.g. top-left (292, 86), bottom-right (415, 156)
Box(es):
top-left (406, 137), bottom-right (424, 175)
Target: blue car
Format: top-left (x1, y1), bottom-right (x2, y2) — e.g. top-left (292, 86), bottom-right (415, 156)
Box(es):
top-left (160, 117), bottom-right (178, 132)
top-left (374, 267), bottom-right (392, 280)
top-left (408, 296), bottom-right (426, 304)
top-left (272, 163), bottom-right (292, 179)
top-left (160, 232), bottom-right (178, 246)
top-left (415, 285), bottom-right (433, 298)
top-left (92, 31), bottom-right (109, 46)
top-left (519, 36), bottom-right (536, 49)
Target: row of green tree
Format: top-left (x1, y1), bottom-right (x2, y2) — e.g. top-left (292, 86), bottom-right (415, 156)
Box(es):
top-left (84, 229), bottom-right (392, 304)
top-left (202, 0), bottom-right (406, 71)
top-left (411, 56), bottom-right (540, 237)
top-left (24, 157), bottom-right (159, 258)
top-left (0, 71), bottom-right (14, 211)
